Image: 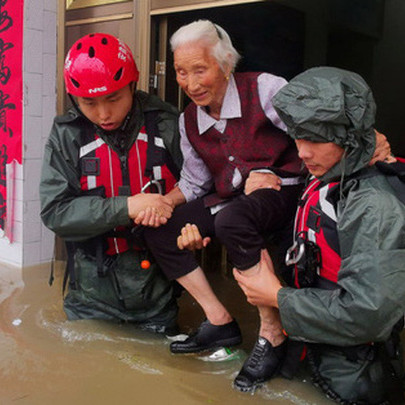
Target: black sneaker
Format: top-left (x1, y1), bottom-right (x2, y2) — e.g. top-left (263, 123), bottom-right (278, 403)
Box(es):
top-left (170, 319), bottom-right (242, 354)
top-left (233, 337), bottom-right (287, 393)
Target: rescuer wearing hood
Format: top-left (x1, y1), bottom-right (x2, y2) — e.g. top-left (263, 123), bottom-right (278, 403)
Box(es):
top-left (234, 66), bottom-right (405, 404)
top-left (40, 33), bottom-right (183, 333)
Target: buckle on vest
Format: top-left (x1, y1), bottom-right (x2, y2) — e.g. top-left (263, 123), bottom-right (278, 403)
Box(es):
top-left (81, 157), bottom-right (100, 176)
top-left (141, 179), bottom-right (165, 194)
top-left (286, 232), bottom-right (322, 288)
top-left (285, 238), bottom-right (305, 266)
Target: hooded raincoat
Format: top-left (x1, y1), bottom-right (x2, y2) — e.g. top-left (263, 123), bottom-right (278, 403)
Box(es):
top-left (273, 67), bottom-right (405, 346)
top-left (272, 67), bottom-right (405, 403)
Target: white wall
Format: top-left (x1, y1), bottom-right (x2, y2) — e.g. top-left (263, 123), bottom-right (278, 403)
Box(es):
top-left (0, 0), bottom-right (57, 267)
top-left (24, 0), bottom-right (57, 267)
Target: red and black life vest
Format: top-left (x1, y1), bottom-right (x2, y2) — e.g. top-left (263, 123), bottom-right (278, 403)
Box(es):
top-left (78, 113), bottom-right (178, 255)
top-left (288, 159), bottom-right (405, 288)
top-left (287, 178), bottom-right (341, 288)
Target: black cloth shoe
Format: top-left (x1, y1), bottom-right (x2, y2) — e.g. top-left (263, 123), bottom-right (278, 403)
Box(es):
top-left (170, 319), bottom-right (242, 354)
top-left (233, 337), bottom-right (287, 392)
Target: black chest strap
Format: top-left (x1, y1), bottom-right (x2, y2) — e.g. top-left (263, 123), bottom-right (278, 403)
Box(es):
top-left (144, 110), bottom-right (180, 182)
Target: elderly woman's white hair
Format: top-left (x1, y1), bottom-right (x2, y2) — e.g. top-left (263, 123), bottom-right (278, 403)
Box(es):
top-left (170, 19), bottom-right (241, 72)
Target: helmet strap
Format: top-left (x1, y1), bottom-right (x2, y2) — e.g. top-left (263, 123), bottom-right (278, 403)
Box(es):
top-left (120, 82), bottom-right (137, 132)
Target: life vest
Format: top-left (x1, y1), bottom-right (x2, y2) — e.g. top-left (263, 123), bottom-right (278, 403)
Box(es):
top-left (287, 159), bottom-right (405, 288)
top-left (78, 112), bottom-right (178, 256)
top-left (286, 178), bottom-right (341, 288)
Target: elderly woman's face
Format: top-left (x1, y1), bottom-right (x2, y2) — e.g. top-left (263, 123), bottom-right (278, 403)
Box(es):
top-left (174, 41), bottom-right (229, 116)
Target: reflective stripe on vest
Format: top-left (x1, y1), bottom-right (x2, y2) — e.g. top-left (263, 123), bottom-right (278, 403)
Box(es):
top-left (294, 178), bottom-right (341, 284)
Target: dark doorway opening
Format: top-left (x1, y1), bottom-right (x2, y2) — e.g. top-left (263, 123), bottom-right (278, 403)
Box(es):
top-left (159, 2), bottom-right (305, 111)
top-left (152, 0), bottom-right (405, 156)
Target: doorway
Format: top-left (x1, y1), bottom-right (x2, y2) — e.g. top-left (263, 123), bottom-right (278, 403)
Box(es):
top-left (150, 1), bottom-right (305, 110)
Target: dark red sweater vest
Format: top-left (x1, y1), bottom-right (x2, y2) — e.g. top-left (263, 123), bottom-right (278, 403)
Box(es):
top-left (184, 72), bottom-right (303, 198)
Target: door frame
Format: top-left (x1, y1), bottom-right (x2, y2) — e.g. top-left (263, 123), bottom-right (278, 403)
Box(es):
top-left (57, 0), bottom-right (266, 112)
top-left (144, 0), bottom-right (266, 102)
top-left (150, 0), bottom-right (264, 15)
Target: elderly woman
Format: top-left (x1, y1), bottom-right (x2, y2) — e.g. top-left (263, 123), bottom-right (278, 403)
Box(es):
top-left (144, 19), bottom-right (304, 392)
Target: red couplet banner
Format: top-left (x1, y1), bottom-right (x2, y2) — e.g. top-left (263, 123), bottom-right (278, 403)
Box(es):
top-left (0, 0), bottom-right (23, 232)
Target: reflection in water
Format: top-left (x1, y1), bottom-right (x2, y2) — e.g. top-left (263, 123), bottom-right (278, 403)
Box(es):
top-left (0, 262), bottom-right (402, 404)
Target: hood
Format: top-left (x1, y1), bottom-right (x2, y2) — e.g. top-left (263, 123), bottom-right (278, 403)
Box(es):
top-left (272, 67), bottom-right (376, 182)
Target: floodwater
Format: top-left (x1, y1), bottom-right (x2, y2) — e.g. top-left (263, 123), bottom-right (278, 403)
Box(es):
top-left (0, 261), bottom-right (403, 405)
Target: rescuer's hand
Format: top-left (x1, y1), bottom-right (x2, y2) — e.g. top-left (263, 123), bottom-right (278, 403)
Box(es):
top-left (177, 223), bottom-right (211, 250)
top-left (128, 193), bottom-right (173, 227)
top-left (244, 172), bottom-right (281, 195)
top-left (233, 251), bottom-right (282, 308)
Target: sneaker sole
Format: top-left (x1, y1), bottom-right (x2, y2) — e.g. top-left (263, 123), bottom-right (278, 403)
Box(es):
top-left (170, 335), bottom-right (242, 354)
top-left (233, 362), bottom-right (283, 393)
top-left (232, 380), bottom-right (264, 393)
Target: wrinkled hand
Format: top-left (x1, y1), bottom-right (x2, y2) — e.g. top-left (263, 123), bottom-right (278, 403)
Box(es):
top-left (233, 253), bottom-right (282, 307)
top-left (177, 223), bottom-right (211, 250)
top-left (370, 130), bottom-right (396, 165)
top-left (128, 193), bottom-right (174, 228)
top-left (244, 172), bottom-right (281, 195)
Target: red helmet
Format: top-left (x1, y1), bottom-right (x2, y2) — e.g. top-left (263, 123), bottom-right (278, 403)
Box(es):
top-left (64, 33), bottom-right (139, 97)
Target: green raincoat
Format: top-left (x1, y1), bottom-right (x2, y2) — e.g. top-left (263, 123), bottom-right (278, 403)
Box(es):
top-left (273, 67), bottom-right (405, 403)
top-left (40, 91), bottom-right (182, 332)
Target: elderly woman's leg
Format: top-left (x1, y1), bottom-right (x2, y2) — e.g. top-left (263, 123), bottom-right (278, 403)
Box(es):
top-left (254, 249), bottom-right (285, 345)
top-left (178, 266), bottom-right (232, 325)
top-left (144, 198), bottom-right (242, 353)
top-left (232, 251), bottom-right (287, 391)
top-left (215, 186), bottom-right (301, 391)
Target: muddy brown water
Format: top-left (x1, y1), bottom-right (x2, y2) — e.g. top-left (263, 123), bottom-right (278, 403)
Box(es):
top-left (0, 262), bottom-right (403, 405)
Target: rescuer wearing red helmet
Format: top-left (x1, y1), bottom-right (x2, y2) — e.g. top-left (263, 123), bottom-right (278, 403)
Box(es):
top-left (40, 33), bottom-right (183, 332)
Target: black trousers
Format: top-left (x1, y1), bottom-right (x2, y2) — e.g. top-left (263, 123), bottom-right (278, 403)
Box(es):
top-left (144, 185), bottom-right (303, 281)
